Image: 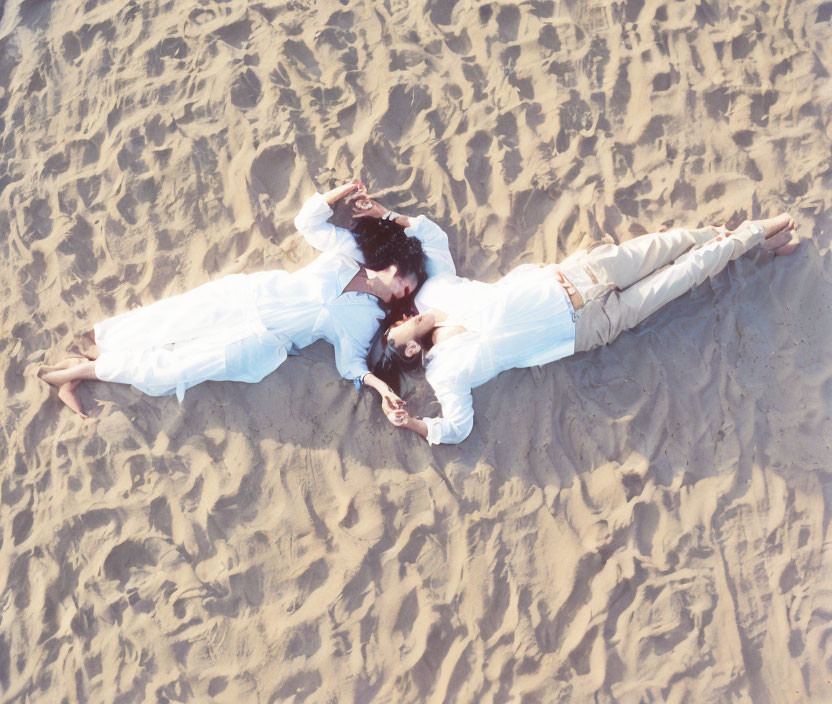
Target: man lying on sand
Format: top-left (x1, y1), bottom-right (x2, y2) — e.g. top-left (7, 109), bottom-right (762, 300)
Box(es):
top-left (374, 213), bottom-right (799, 444)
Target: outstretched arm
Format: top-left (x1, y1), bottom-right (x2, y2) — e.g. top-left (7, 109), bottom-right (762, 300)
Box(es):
top-left (294, 180), bottom-right (367, 258)
top-left (361, 372), bottom-right (407, 413)
top-left (385, 385), bottom-right (473, 444)
top-left (352, 200), bottom-right (456, 277)
top-left (322, 180), bottom-right (366, 207)
top-left (387, 408), bottom-right (428, 439)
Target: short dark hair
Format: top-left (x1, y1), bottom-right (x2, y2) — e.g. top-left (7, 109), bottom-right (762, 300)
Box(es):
top-left (329, 197), bottom-right (428, 291)
top-left (352, 218), bottom-right (427, 286)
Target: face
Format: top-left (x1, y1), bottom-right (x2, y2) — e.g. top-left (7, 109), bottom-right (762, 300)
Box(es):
top-left (373, 264), bottom-right (419, 301)
top-left (389, 272), bottom-right (419, 300)
top-left (386, 312), bottom-right (435, 354)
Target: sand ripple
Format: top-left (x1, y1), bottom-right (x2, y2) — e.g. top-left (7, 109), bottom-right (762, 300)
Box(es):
top-left (1, 0), bottom-right (832, 701)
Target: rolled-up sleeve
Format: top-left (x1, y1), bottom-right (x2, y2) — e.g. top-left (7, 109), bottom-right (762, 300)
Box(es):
top-left (423, 386), bottom-right (474, 445)
top-left (405, 216), bottom-right (456, 277)
top-left (294, 193), bottom-right (364, 260)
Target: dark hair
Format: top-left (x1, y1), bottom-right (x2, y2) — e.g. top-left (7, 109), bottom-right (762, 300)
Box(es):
top-left (371, 324), bottom-right (423, 394)
top-left (329, 197), bottom-right (428, 307)
top-left (352, 218), bottom-right (427, 285)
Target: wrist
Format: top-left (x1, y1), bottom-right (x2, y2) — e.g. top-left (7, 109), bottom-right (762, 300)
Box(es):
top-left (382, 210), bottom-right (401, 221)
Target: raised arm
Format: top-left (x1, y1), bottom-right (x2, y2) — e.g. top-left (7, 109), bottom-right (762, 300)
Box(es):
top-left (352, 200), bottom-right (456, 278)
top-left (402, 215), bottom-right (456, 278)
top-left (293, 181), bottom-right (365, 259)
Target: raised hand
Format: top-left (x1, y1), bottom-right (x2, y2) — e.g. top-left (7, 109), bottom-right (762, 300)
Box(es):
top-left (323, 179), bottom-right (368, 206)
top-left (350, 197), bottom-right (386, 220)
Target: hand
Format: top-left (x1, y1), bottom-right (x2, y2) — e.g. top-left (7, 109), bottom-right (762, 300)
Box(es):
top-left (324, 179), bottom-right (367, 206)
top-left (350, 197), bottom-right (387, 220)
top-left (381, 391), bottom-right (406, 415)
top-left (386, 408), bottom-right (411, 428)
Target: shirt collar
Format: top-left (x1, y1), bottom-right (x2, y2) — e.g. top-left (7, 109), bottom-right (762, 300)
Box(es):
top-left (335, 255), bottom-right (362, 295)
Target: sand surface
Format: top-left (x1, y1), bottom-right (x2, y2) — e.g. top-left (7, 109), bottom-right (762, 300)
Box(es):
top-left (2, 0), bottom-right (832, 701)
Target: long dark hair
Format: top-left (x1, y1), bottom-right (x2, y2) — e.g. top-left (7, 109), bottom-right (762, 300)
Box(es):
top-left (371, 321), bottom-right (424, 394)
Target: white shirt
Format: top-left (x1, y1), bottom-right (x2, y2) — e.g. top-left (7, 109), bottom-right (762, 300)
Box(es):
top-left (415, 263), bottom-right (577, 445)
top-left (94, 193), bottom-right (454, 400)
top-left (284, 193), bottom-right (456, 386)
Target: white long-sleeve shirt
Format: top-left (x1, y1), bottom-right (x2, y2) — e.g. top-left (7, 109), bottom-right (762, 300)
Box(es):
top-left (95, 193), bottom-right (452, 400)
top-left (289, 192), bottom-right (456, 386)
top-left (415, 263), bottom-right (576, 445)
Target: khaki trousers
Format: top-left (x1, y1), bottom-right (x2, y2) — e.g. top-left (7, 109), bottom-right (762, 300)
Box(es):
top-left (572, 224), bottom-right (765, 353)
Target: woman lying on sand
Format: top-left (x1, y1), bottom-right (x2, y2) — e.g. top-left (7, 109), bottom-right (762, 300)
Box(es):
top-left (374, 213), bottom-right (799, 444)
top-left (39, 180), bottom-right (453, 418)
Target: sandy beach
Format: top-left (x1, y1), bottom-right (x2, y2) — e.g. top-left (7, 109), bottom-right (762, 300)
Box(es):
top-left (2, 0), bottom-right (832, 701)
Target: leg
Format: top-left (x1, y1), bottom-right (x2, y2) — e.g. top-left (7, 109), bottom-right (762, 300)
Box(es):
top-left (574, 215), bottom-right (797, 352)
top-left (582, 227), bottom-right (717, 292)
top-left (39, 359), bottom-right (99, 386)
top-left (582, 214), bottom-right (795, 293)
top-left (38, 358), bottom-right (99, 418)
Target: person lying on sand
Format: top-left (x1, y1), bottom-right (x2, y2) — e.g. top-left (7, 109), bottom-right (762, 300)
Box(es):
top-left (38, 180), bottom-right (453, 418)
top-left (374, 213), bottom-right (800, 444)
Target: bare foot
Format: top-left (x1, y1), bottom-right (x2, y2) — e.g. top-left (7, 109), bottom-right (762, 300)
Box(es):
top-left (38, 356), bottom-right (90, 387)
top-left (772, 237), bottom-right (799, 256)
top-left (753, 212), bottom-right (794, 239)
top-left (750, 213), bottom-right (797, 253)
top-left (57, 380), bottom-right (88, 419)
top-left (38, 357), bottom-right (91, 418)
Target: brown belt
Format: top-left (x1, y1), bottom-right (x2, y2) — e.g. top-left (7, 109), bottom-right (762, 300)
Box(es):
top-left (555, 270), bottom-right (584, 311)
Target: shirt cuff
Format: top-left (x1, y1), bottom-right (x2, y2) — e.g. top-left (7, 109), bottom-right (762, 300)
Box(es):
top-left (404, 214), bottom-right (426, 236)
top-left (423, 417), bottom-right (443, 445)
top-left (353, 371), bottom-right (370, 390)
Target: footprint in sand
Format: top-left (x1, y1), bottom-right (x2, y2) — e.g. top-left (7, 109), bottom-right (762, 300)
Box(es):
top-left (249, 143), bottom-right (295, 216)
top-left (212, 19), bottom-right (253, 49)
top-left (464, 130), bottom-right (493, 206)
top-left (230, 68), bottom-right (262, 109)
top-left (22, 196), bottom-right (52, 244)
top-left (61, 31), bottom-right (81, 62)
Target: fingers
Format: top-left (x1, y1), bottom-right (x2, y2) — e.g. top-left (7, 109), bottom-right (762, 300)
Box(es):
top-left (386, 409), bottom-right (409, 427)
top-left (382, 396), bottom-right (406, 415)
top-left (339, 178), bottom-right (368, 194)
top-left (351, 197), bottom-right (380, 216)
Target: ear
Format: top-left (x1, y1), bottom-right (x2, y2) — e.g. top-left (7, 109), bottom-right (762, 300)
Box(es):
top-left (404, 341), bottom-right (422, 358)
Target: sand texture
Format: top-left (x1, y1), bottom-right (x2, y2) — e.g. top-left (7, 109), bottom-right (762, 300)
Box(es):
top-left (2, 0), bottom-right (832, 701)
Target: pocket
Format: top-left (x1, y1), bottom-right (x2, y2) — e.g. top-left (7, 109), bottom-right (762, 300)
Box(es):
top-left (574, 299), bottom-right (613, 352)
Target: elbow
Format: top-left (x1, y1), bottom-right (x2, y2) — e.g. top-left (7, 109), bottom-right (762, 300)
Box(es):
top-left (456, 417), bottom-right (474, 443)
top-left (444, 417), bottom-right (473, 445)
